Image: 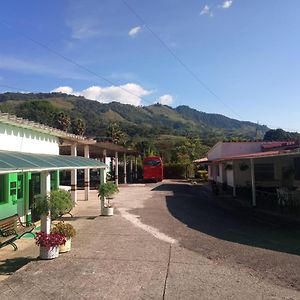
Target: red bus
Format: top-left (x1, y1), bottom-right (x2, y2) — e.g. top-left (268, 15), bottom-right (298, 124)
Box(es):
top-left (143, 156), bottom-right (163, 182)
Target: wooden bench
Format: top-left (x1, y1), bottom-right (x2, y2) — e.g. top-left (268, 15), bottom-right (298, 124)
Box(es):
top-left (0, 214), bottom-right (36, 251)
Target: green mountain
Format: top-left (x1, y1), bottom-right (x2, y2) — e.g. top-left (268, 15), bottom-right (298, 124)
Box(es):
top-left (0, 92), bottom-right (268, 144)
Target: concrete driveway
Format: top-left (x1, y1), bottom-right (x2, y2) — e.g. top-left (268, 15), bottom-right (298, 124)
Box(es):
top-left (0, 180), bottom-right (300, 299)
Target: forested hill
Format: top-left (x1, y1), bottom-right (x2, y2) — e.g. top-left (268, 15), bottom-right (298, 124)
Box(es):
top-left (0, 92), bottom-right (268, 150)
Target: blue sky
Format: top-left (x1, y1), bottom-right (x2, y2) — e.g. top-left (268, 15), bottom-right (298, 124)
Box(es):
top-left (0, 0), bottom-right (299, 131)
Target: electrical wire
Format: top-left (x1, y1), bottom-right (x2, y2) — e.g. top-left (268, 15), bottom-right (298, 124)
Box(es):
top-left (121, 0), bottom-right (244, 120)
top-left (0, 20), bottom-right (152, 104)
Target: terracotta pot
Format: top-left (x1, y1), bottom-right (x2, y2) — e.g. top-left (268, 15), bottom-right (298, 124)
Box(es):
top-left (40, 246), bottom-right (59, 259)
top-left (59, 238), bottom-right (72, 253)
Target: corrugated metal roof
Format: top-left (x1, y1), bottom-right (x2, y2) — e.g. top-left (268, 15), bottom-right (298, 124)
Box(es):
top-left (214, 149), bottom-right (298, 162)
top-left (0, 150), bottom-right (106, 174)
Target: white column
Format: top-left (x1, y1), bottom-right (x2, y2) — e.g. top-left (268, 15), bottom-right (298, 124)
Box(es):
top-left (84, 145), bottom-right (90, 201)
top-left (103, 149), bottom-right (107, 164)
top-left (130, 158), bottom-right (133, 183)
top-left (100, 168), bottom-right (107, 214)
top-left (71, 144), bottom-right (77, 205)
top-left (115, 151), bottom-right (119, 186)
top-left (232, 161), bottom-right (236, 197)
top-left (135, 156), bottom-right (138, 180)
top-left (40, 171), bottom-right (51, 234)
top-left (250, 158), bottom-right (256, 207)
top-left (123, 153), bottom-right (127, 184)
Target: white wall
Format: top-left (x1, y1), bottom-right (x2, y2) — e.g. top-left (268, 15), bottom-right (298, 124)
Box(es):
top-left (0, 123), bottom-right (59, 155)
top-left (226, 169), bottom-right (234, 187)
top-left (208, 142), bottom-right (263, 161)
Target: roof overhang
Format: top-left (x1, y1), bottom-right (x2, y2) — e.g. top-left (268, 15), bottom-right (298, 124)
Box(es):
top-left (214, 149), bottom-right (300, 163)
top-left (60, 141), bottom-right (139, 157)
top-left (0, 150), bottom-right (106, 175)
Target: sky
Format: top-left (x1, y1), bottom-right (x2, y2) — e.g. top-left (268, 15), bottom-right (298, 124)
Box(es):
top-left (0, 0), bottom-right (300, 131)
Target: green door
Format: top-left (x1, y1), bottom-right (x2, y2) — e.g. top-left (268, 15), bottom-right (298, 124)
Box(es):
top-left (16, 173), bottom-right (25, 221)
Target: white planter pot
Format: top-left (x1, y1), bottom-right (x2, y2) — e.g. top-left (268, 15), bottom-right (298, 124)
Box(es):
top-left (40, 246), bottom-right (59, 260)
top-left (59, 238), bottom-right (72, 253)
top-left (102, 207), bottom-right (114, 216)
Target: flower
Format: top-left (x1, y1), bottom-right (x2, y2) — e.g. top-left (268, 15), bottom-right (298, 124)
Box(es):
top-left (35, 231), bottom-right (66, 249)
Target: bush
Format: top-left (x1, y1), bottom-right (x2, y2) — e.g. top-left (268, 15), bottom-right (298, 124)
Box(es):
top-left (50, 190), bottom-right (73, 220)
top-left (51, 222), bottom-right (76, 238)
top-left (164, 163), bottom-right (187, 179)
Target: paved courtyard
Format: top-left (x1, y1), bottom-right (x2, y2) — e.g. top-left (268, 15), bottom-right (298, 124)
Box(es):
top-left (0, 181), bottom-right (300, 299)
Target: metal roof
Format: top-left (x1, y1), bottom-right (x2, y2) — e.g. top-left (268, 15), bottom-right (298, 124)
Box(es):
top-left (214, 149), bottom-right (300, 163)
top-left (0, 150), bottom-right (106, 174)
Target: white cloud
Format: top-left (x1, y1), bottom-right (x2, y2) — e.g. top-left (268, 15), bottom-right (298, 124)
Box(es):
top-left (221, 0), bottom-right (233, 9)
top-left (51, 83), bottom-right (152, 106)
top-left (158, 94), bottom-right (174, 105)
top-left (200, 5), bottom-right (213, 17)
top-left (128, 26), bottom-right (141, 37)
top-left (52, 86), bottom-right (76, 95)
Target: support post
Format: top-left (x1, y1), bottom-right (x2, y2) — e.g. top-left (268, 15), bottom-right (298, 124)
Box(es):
top-left (84, 145), bottom-right (90, 201)
top-left (250, 158), bottom-right (256, 207)
top-left (115, 151), bottom-right (119, 186)
top-left (71, 144), bottom-right (77, 205)
top-left (100, 168), bottom-right (106, 214)
top-left (103, 149), bottom-right (107, 164)
top-left (232, 161), bottom-right (236, 197)
top-left (40, 171), bottom-right (51, 234)
top-left (135, 156), bottom-right (138, 180)
top-left (130, 158), bottom-right (133, 183)
top-left (123, 153), bottom-right (127, 184)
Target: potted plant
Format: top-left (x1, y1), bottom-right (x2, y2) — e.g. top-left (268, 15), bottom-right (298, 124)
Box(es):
top-left (49, 189), bottom-right (73, 219)
top-left (51, 222), bottom-right (76, 253)
top-left (35, 231), bottom-right (66, 259)
top-left (98, 181), bottom-right (119, 216)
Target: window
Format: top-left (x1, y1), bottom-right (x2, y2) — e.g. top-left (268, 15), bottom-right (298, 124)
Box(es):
top-left (17, 174), bottom-right (24, 199)
top-left (31, 173), bottom-right (41, 195)
top-left (254, 163), bottom-right (274, 181)
top-left (144, 160), bottom-right (161, 166)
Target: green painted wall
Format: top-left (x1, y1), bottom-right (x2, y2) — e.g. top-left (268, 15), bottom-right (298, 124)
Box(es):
top-left (0, 173), bottom-right (18, 219)
top-left (51, 171), bottom-right (60, 190)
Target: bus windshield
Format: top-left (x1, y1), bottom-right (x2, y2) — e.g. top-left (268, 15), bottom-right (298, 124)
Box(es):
top-left (144, 160), bottom-right (161, 166)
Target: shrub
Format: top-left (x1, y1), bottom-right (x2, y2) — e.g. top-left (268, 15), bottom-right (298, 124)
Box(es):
top-left (33, 189), bottom-right (73, 220)
top-left (50, 190), bottom-right (73, 220)
top-left (51, 222), bottom-right (76, 238)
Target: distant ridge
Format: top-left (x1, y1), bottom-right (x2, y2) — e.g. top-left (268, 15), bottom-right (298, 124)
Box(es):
top-left (0, 92), bottom-right (269, 146)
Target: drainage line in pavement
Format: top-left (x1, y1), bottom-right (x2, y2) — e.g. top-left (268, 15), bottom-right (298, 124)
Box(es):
top-left (163, 244), bottom-right (172, 300)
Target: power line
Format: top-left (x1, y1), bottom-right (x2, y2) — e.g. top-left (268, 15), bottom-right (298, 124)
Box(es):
top-left (121, 0), bottom-right (243, 119)
top-left (0, 20), bottom-right (155, 105)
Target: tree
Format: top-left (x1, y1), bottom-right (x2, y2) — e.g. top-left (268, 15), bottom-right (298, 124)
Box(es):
top-left (134, 140), bottom-right (156, 159)
top-left (263, 129), bottom-right (291, 141)
top-left (106, 122), bottom-right (127, 145)
top-left (54, 112), bottom-right (71, 132)
top-left (71, 118), bottom-right (86, 136)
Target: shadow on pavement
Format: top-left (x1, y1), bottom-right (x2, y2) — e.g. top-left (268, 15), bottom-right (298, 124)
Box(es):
top-left (0, 257), bottom-right (37, 275)
top-left (152, 183), bottom-right (300, 256)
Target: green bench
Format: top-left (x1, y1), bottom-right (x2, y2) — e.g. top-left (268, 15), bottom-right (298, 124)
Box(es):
top-left (0, 214), bottom-right (36, 251)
